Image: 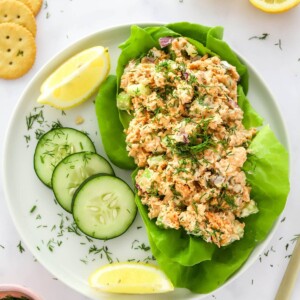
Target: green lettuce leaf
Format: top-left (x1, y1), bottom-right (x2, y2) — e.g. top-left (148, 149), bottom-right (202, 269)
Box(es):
top-left (243, 125), bottom-right (290, 241)
top-left (237, 85), bottom-right (264, 129)
top-left (135, 194), bottom-right (216, 266)
top-left (144, 26), bottom-right (180, 43)
top-left (206, 27), bottom-right (249, 93)
top-left (166, 21), bottom-right (213, 45)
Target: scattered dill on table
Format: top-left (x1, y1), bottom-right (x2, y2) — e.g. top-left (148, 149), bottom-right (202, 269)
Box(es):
top-left (17, 241), bottom-right (25, 253)
top-left (249, 33), bottom-right (269, 40)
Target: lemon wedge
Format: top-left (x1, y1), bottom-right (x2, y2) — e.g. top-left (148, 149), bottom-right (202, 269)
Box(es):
top-left (37, 46), bottom-right (110, 109)
top-left (88, 262), bottom-right (174, 294)
top-left (249, 0), bottom-right (300, 13)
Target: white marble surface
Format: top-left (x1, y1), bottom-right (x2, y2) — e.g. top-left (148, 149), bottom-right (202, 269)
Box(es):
top-left (1, 0), bottom-right (300, 299)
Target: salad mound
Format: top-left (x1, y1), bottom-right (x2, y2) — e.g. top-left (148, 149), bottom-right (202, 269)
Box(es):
top-left (95, 22), bottom-right (289, 293)
top-left (120, 36), bottom-right (258, 248)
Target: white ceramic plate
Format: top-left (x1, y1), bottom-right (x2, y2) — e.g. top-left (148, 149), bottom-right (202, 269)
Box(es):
top-left (3, 23), bottom-right (289, 300)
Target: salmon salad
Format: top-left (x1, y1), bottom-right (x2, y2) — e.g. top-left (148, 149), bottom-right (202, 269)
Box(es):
top-left (118, 36), bottom-right (259, 247)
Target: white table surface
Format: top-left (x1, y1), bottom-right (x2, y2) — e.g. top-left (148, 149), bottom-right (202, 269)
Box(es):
top-left (1, 0), bottom-right (300, 299)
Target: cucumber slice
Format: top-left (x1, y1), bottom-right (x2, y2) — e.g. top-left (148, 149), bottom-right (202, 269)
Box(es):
top-left (72, 174), bottom-right (137, 239)
top-left (34, 128), bottom-right (95, 187)
top-left (52, 152), bottom-right (114, 213)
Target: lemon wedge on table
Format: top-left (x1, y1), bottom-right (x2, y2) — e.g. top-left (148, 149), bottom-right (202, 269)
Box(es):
top-left (249, 0), bottom-right (300, 13)
top-left (88, 262), bottom-right (174, 294)
top-left (37, 46), bottom-right (110, 109)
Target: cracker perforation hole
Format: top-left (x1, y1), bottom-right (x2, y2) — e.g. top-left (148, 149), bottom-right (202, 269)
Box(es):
top-left (17, 15), bottom-right (20, 19)
top-left (9, 61), bottom-right (13, 65)
top-left (4, 14), bottom-right (7, 18)
top-left (6, 36), bottom-right (10, 39)
top-left (7, 48), bottom-right (11, 52)
top-left (19, 38), bottom-right (22, 41)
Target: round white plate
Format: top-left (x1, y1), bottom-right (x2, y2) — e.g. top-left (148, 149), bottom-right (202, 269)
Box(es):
top-left (3, 23), bottom-right (289, 300)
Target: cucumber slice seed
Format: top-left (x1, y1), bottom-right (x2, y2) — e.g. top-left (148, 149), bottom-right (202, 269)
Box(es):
top-left (72, 175), bottom-right (137, 240)
top-left (52, 152), bottom-right (114, 213)
top-left (34, 128), bottom-right (95, 187)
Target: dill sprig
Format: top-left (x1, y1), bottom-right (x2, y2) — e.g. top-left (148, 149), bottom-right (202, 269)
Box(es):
top-left (26, 109), bottom-right (44, 130)
top-left (249, 33), bottom-right (269, 40)
top-left (17, 241), bottom-right (25, 253)
top-left (67, 222), bottom-right (82, 236)
top-left (89, 245), bottom-right (114, 263)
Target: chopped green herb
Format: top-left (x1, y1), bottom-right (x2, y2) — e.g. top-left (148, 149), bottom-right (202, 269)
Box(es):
top-left (51, 120), bottom-right (63, 129)
top-left (249, 33), bottom-right (269, 40)
top-left (30, 205), bottom-right (37, 213)
top-left (291, 234), bottom-right (300, 243)
top-left (26, 109), bottom-right (44, 130)
top-left (275, 39), bottom-right (282, 50)
top-left (67, 222), bottom-right (82, 236)
top-left (80, 258), bottom-right (88, 264)
top-left (127, 258), bottom-right (136, 262)
top-left (131, 239), bottom-right (139, 249)
top-left (24, 135), bottom-right (31, 143)
top-left (85, 235), bottom-right (93, 243)
top-left (138, 243), bottom-right (150, 251)
top-left (143, 255), bottom-right (156, 263)
top-left (35, 128), bottom-right (45, 140)
top-left (89, 245), bottom-right (114, 263)
top-left (17, 241), bottom-right (25, 253)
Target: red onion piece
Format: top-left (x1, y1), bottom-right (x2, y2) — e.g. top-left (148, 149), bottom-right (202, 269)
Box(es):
top-left (228, 98), bottom-right (239, 108)
top-left (191, 55), bottom-right (202, 62)
top-left (159, 37), bottom-right (173, 48)
top-left (183, 72), bottom-right (189, 80)
top-left (142, 56), bottom-right (156, 63)
top-left (182, 133), bottom-right (190, 144)
top-left (213, 175), bottom-right (224, 186)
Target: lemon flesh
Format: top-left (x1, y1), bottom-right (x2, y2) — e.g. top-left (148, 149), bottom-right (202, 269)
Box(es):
top-left (88, 262), bottom-right (174, 294)
top-left (37, 46), bottom-right (110, 109)
top-left (249, 0), bottom-right (300, 13)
